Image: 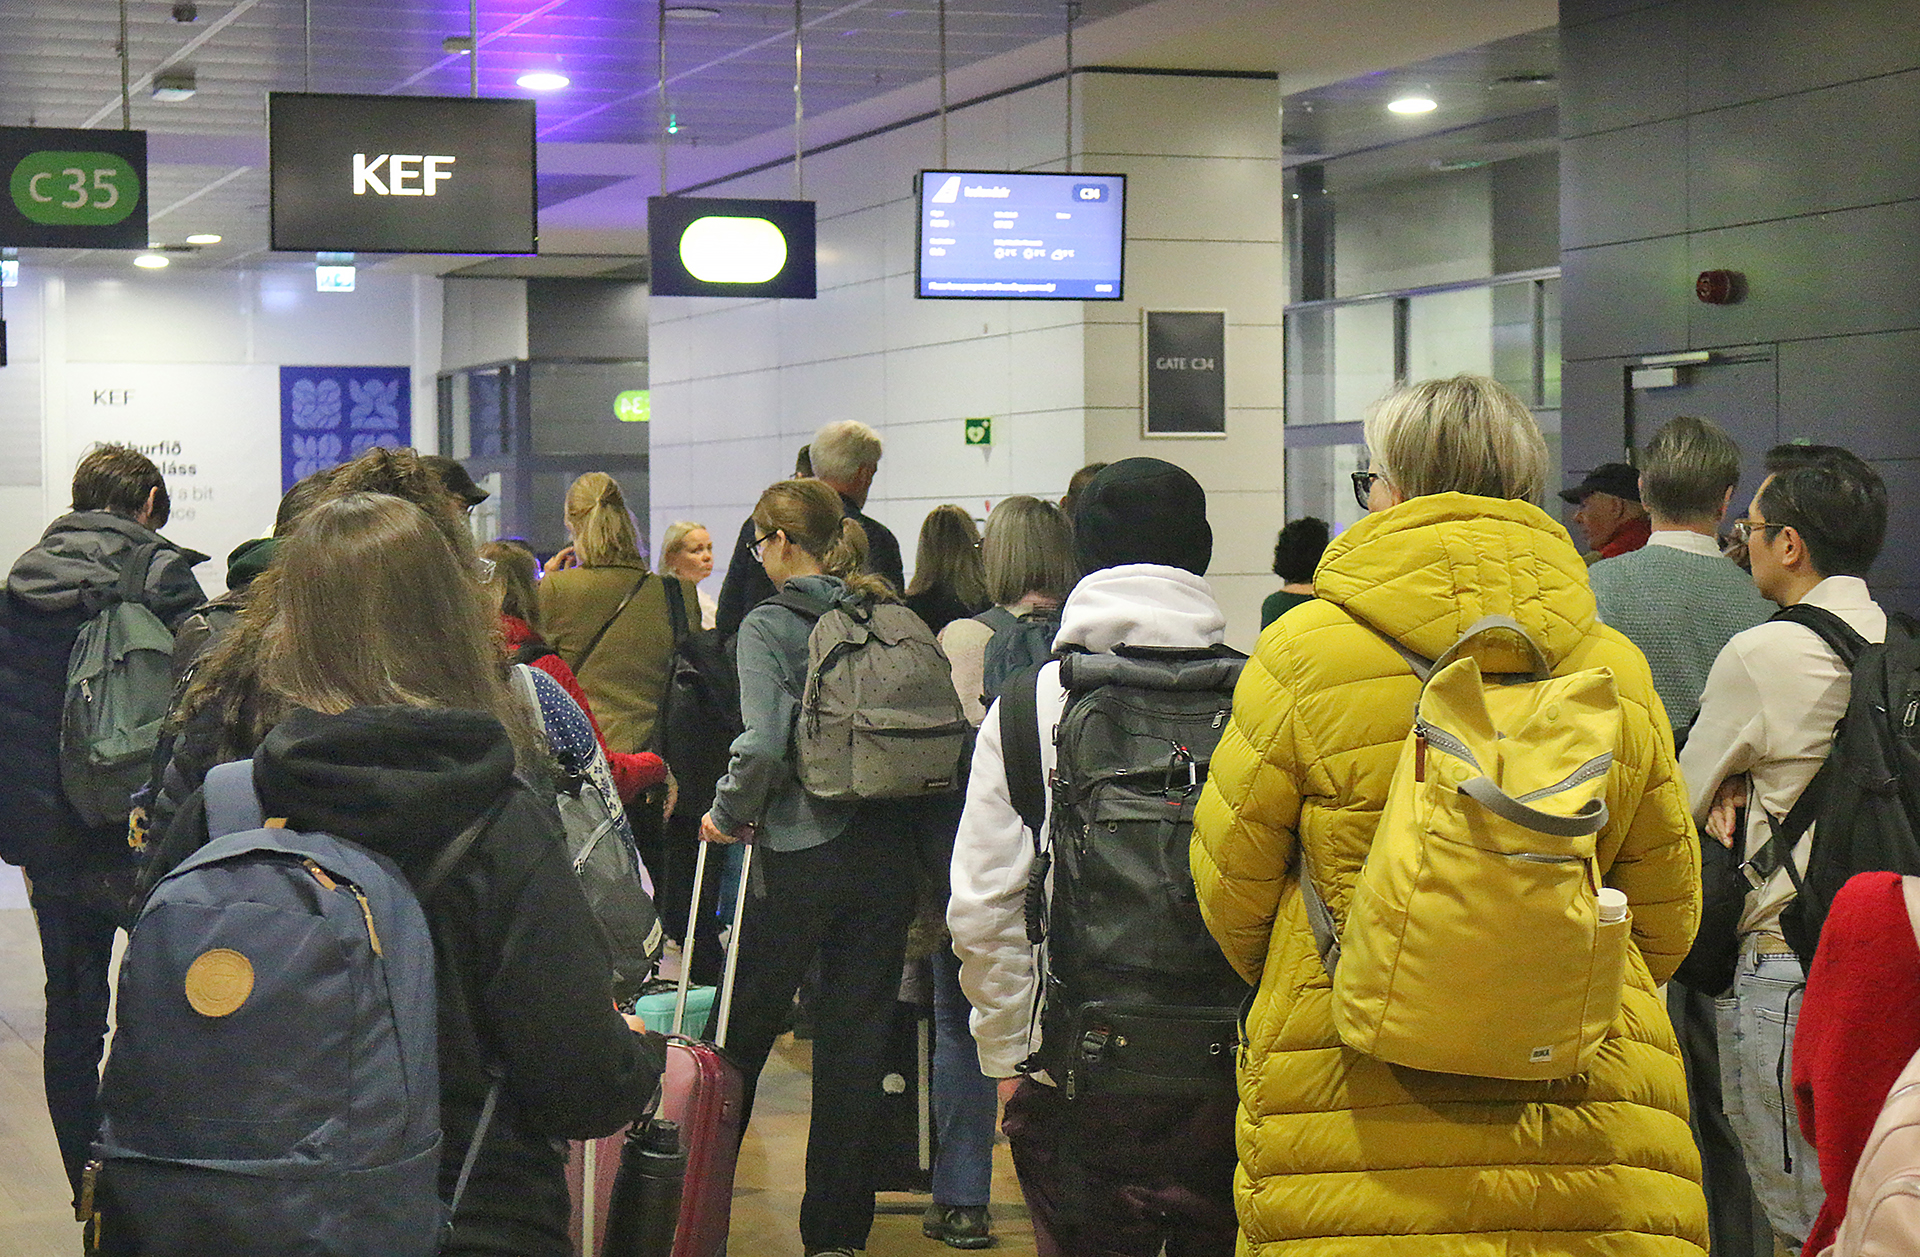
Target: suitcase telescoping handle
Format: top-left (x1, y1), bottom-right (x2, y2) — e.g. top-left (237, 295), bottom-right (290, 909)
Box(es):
top-left (673, 836), bottom-right (755, 1048)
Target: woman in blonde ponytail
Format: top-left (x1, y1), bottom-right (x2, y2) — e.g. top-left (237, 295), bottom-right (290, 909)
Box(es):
top-left (697, 476), bottom-right (924, 1256)
top-left (538, 473), bottom-right (701, 877)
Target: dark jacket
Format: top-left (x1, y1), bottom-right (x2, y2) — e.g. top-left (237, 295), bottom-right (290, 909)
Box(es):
top-left (0, 511), bottom-right (204, 884)
top-left (715, 492), bottom-right (905, 637)
top-left (240, 706), bottom-right (664, 1255)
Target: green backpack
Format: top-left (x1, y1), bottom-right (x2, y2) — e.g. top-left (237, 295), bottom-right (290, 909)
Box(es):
top-left (61, 543), bottom-right (177, 829)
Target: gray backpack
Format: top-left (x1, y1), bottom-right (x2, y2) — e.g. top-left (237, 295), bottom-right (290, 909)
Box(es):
top-left (61, 542), bottom-right (177, 828)
top-left (771, 589), bottom-right (968, 801)
top-left (88, 761), bottom-right (499, 1256)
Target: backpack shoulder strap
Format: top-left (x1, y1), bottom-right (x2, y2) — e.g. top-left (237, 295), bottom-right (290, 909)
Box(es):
top-left (117, 541), bottom-right (164, 607)
top-left (998, 664), bottom-right (1047, 843)
top-left (1297, 845), bottom-right (1343, 979)
top-left (1772, 602), bottom-right (1870, 669)
top-left (767, 589), bottom-right (832, 625)
top-left (663, 574), bottom-right (691, 644)
top-left (975, 606), bottom-right (1021, 633)
top-left (203, 760), bottom-right (265, 838)
top-left (418, 792), bottom-right (513, 899)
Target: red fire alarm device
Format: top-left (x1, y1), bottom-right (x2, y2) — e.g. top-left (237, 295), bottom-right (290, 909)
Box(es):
top-left (1696, 269), bottom-right (1742, 304)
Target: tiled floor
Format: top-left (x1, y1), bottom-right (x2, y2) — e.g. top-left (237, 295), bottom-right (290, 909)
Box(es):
top-left (0, 902), bottom-right (1036, 1257)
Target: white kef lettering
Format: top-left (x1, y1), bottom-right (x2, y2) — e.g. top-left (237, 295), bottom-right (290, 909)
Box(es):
top-left (353, 153), bottom-right (389, 195)
top-left (352, 153), bottom-right (457, 196)
top-left (388, 155), bottom-right (422, 194)
top-left (423, 155), bottom-right (455, 195)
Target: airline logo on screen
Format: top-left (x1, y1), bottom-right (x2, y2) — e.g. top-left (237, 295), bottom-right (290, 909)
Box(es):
top-left (353, 154), bottom-right (456, 196)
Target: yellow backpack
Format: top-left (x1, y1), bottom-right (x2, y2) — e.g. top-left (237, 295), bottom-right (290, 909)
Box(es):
top-left (1301, 615), bottom-right (1634, 1081)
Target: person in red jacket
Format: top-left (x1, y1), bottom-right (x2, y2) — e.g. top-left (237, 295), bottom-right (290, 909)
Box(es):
top-left (1792, 870), bottom-right (1920, 1255)
top-left (479, 540), bottom-right (669, 806)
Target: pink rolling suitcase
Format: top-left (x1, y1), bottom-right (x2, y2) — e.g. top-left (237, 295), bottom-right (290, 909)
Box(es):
top-left (569, 842), bottom-right (753, 1257)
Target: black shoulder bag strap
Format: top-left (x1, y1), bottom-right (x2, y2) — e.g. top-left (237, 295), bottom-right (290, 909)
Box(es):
top-left (1742, 603), bottom-right (1869, 890)
top-left (416, 791), bottom-right (514, 1226)
top-left (662, 574), bottom-right (691, 645)
top-left (574, 572), bottom-right (652, 675)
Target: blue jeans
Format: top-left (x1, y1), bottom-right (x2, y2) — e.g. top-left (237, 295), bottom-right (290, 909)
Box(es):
top-left (1716, 947), bottom-right (1823, 1246)
top-left (931, 945), bottom-right (997, 1208)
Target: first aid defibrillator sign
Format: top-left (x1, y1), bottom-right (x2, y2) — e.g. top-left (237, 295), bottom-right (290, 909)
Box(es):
top-left (269, 93), bottom-right (536, 255)
top-left (0, 126), bottom-right (148, 249)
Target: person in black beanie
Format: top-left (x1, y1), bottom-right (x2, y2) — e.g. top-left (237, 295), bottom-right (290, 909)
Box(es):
top-left (948, 454), bottom-right (1240, 1256)
top-left (1070, 456), bottom-right (1214, 576)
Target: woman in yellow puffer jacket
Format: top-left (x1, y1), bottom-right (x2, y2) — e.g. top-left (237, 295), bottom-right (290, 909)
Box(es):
top-left (1191, 375), bottom-right (1707, 1256)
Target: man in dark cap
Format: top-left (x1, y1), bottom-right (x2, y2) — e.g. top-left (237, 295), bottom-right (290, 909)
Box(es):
top-left (948, 456), bottom-right (1240, 1256)
top-left (420, 454), bottom-right (490, 512)
top-left (1561, 461), bottom-right (1651, 561)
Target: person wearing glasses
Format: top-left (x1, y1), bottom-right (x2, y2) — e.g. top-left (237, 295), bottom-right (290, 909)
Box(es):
top-left (1192, 375), bottom-right (1707, 1256)
top-left (1680, 446), bottom-right (1891, 1256)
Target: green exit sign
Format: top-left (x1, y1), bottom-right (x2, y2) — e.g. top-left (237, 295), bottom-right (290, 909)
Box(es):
top-left (964, 417), bottom-right (992, 446)
top-left (615, 389), bottom-right (650, 422)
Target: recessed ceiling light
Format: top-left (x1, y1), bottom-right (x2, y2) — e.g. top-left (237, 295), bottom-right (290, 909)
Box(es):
top-left (442, 35), bottom-right (476, 54)
top-left (1388, 95), bottom-right (1437, 114)
top-left (665, 5), bottom-right (722, 19)
top-left (133, 253), bottom-right (170, 269)
top-left (516, 70), bottom-right (570, 91)
top-left (185, 233), bottom-right (221, 245)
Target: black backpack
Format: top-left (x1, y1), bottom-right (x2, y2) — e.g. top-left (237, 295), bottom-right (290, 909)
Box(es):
top-left (1000, 646), bottom-right (1249, 1099)
top-left (1747, 604), bottom-right (1920, 969)
top-left (657, 628), bottom-right (742, 819)
top-left (975, 605), bottom-right (1063, 709)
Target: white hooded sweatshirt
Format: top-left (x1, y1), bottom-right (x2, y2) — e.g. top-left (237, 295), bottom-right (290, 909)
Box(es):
top-left (946, 563), bottom-right (1228, 1078)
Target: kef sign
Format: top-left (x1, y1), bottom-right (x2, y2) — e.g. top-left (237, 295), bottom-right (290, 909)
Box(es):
top-left (269, 93), bottom-right (536, 255)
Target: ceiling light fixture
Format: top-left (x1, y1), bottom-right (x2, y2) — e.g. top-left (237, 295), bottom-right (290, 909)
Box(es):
top-left (665, 6), bottom-right (722, 19)
top-left (1388, 95), bottom-right (1437, 114)
top-left (442, 35), bottom-right (476, 54)
top-left (152, 68), bottom-right (197, 102)
top-left (516, 70), bottom-right (570, 91)
top-left (185, 233), bottom-right (222, 245)
top-left (133, 253), bottom-right (170, 269)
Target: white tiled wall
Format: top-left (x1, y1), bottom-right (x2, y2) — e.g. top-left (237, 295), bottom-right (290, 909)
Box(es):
top-left (650, 70), bottom-right (1288, 651)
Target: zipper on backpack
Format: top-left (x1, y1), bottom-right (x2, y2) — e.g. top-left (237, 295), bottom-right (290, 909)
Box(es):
top-left (1904, 697), bottom-right (1919, 731)
top-left (1415, 729), bottom-right (1427, 783)
top-left (302, 860), bottom-right (382, 956)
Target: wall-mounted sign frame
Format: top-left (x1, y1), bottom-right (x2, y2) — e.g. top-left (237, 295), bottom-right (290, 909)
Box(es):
top-left (0, 126), bottom-right (148, 249)
top-left (648, 196), bottom-right (816, 299)
top-left (269, 93), bottom-right (536, 255)
top-left (1143, 310), bottom-right (1227, 438)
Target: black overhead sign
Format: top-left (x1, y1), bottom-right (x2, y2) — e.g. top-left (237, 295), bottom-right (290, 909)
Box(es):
top-left (269, 93), bottom-right (537, 255)
top-left (648, 196), bottom-right (817, 300)
top-left (0, 126), bottom-right (148, 249)
top-left (1144, 310), bottom-right (1226, 436)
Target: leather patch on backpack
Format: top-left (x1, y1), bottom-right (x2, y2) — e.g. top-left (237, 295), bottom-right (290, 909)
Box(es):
top-left (185, 948), bottom-right (255, 1018)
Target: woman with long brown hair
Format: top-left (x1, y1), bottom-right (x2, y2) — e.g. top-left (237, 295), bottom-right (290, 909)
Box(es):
top-left (698, 477), bottom-right (920, 1257)
top-left (137, 490), bottom-right (664, 1256)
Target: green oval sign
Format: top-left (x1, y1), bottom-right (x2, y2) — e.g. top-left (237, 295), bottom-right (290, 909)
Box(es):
top-left (10, 151), bottom-right (140, 226)
top-left (614, 390), bottom-right (650, 423)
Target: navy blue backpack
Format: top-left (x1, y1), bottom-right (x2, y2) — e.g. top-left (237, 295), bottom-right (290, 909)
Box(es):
top-left (87, 761), bottom-right (498, 1256)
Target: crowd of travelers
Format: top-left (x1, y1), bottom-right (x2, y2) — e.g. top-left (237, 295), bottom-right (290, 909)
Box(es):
top-left (0, 386), bottom-right (1916, 1257)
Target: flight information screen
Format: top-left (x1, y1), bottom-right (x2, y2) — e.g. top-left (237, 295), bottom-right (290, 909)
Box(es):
top-left (916, 170), bottom-right (1126, 300)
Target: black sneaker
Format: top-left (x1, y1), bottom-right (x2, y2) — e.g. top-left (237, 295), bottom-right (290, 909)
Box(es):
top-left (921, 1203), bottom-right (993, 1249)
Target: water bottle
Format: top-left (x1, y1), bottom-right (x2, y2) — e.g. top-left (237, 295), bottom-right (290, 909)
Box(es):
top-left (603, 1118), bottom-right (686, 1257)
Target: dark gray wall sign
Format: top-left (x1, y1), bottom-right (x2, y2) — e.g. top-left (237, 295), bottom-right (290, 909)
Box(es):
top-left (1144, 310), bottom-right (1226, 436)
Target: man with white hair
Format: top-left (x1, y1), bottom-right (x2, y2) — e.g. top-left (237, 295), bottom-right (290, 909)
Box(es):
top-left (716, 421), bottom-right (905, 635)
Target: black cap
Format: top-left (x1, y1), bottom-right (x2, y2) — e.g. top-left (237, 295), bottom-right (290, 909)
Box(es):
top-left (1072, 457), bottom-right (1212, 576)
top-left (1558, 462), bottom-right (1641, 505)
top-left (421, 455), bottom-right (489, 507)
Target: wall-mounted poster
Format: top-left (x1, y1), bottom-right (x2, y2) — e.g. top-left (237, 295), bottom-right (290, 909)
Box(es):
top-left (1143, 310), bottom-right (1227, 437)
top-left (281, 365), bottom-right (410, 492)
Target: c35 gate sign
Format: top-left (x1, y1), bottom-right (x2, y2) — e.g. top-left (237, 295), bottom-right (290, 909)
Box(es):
top-left (0, 126), bottom-right (148, 249)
